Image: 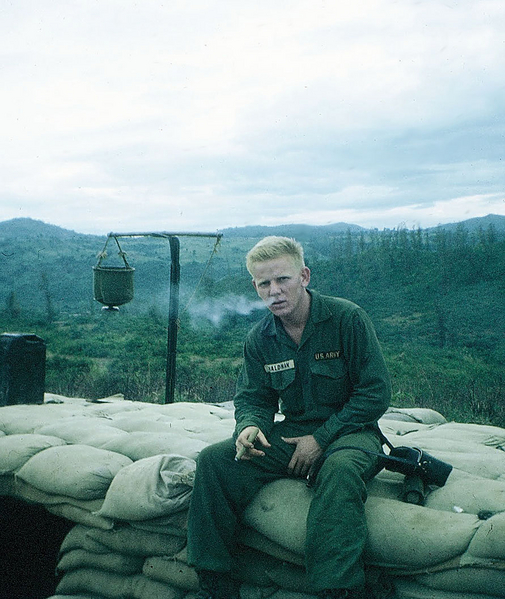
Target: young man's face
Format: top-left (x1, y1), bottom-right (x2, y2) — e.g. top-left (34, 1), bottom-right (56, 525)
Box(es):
top-left (251, 255), bottom-right (310, 321)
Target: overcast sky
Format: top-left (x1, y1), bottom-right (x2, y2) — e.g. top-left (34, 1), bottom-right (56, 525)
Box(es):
top-left (1, 0), bottom-right (504, 235)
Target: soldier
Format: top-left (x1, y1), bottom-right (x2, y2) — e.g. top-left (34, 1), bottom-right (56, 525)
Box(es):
top-left (187, 236), bottom-right (391, 599)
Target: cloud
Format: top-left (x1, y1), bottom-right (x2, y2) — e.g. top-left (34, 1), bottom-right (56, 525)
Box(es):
top-left (283, 192), bottom-right (505, 229)
top-left (0, 0), bottom-right (504, 234)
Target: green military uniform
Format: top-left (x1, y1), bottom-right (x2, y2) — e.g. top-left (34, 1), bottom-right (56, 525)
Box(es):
top-left (187, 290), bottom-right (391, 592)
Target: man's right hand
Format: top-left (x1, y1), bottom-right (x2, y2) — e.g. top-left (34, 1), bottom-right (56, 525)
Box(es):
top-left (235, 426), bottom-right (271, 460)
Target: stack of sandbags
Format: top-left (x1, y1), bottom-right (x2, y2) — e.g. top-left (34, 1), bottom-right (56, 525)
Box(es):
top-left (53, 524), bottom-right (188, 599)
top-left (237, 409), bottom-right (505, 599)
top-left (0, 395), bottom-right (236, 599)
top-left (2, 397), bottom-right (505, 599)
top-left (241, 479), bottom-right (505, 598)
top-left (0, 395), bottom-right (235, 532)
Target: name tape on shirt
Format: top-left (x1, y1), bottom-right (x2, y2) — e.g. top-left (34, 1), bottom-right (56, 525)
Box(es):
top-left (314, 350), bottom-right (342, 361)
top-left (264, 359), bottom-right (295, 373)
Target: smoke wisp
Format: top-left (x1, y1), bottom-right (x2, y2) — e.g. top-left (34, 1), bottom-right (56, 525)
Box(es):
top-left (188, 295), bottom-right (267, 327)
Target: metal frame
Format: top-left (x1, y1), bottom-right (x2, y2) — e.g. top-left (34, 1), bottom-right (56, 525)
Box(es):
top-left (106, 230), bottom-right (223, 404)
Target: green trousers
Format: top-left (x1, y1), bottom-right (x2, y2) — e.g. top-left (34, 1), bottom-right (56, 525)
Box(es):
top-left (186, 420), bottom-right (383, 592)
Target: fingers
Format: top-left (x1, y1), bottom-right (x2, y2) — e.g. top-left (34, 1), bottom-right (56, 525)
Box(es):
top-left (288, 456), bottom-right (310, 478)
top-left (283, 435), bottom-right (323, 478)
top-left (256, 430), bottom-right (271, 450)
top-left (235, 427), bottom-right (259, 460)
top-left (286, 438), bottom-right (308, 477)
top-left (283, 436), bottom-right (306, 474)
top-left (281, 436), bottom-right (298, 444)
top-left (287, 449), bottom-right (312, 477)
top-left (235, 431), bottom-right (321, 476)
top-left (235, 427), bottom-right (270, 461)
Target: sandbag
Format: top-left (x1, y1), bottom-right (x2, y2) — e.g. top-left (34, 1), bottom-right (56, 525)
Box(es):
top-left (240, 584), bottom-right (280, 599)
top-left (238, 526), bottom-right (305, 567)
top-left (129, 510), bottom-right (188, 536)
top-left (464, 512), bottom-right (505, 564)
top-left (264, 560), bottom-right (311, 594)
top-left (415, 567), bottom-right (505, 597)
top-left (83, 398), bottom-right (149, 417)
top-left (143, 555), bottom-right (200, 591)
top-left (86, 525), bottom-right (186, 557)
top-left (109, 410), bottom-right (234, 440)
top-left (378, 420), bottom-right (432, 437)
top-left (402, 423), bottom-right (505, 450)
top-left (0, 433), bottom-right (66, 473)
top-left (96, 454), bottom-right (195, 521)
top-left (46, 503), bottom-right (115, 530)
top-left (100, 431), bottom-right (207, 460)
top-left (59, 525), bottom-right (111, 555)
top-left (422, 450), bottom-right (505, 481)
top-left (56, 569), bottom-right (184, 599)
top-left (243, 478), bottom-right (312, 555)
top-left (0, 404), bottom-right (83, 434)
top-left (6, 396), bottom-right (505, 599)
top-left (425, 477), bottom-right (505, 516)
top-left (184, 420), bottom-right (236, 445)
top-left (382, 407), bottom-right (447, 425)
top-left (44, 392), bottom-right (128, 406)
top-left (164, 544), bottom-right (294, 591)
top-left (393, 578), bottom-right (497, 599)
top-left (14, 478), bottom-right (114, 528)
top-left (15, 444), bottom-right (132, 500)
top-left (36, 417), bottom-right (126, 447)
top-left (243, 479), bottom-right (481, 569)
top-left (57, 548), bottom-right (144, 575)
top-left (107, 413), bottom-right (179, 433)
top-left (152, 401), bottom-right (234, 421)
top-left (47, 595), bottom-right (108, 599)
top-left (161, 415), bottom-right (234, 436)
top-left (14, 478), bottom-right (105, 510)
top-left (132, 574), bottom-right (186, 599)
top-left (56, 569), bottom-right (133, 599)
top-left (393, 437), bottom-right (496, 455)
top-left (267, 590), bottom-right (318, 599)
top-left (365, 497), bottom-right (481, 569)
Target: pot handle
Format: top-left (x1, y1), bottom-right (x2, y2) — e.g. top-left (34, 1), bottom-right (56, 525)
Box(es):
top-left (95, 235), bottom-right (131, 268)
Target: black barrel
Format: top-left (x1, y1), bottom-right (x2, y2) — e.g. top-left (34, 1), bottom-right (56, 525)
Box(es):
top-left (0, 333), bottom-right (46, 406)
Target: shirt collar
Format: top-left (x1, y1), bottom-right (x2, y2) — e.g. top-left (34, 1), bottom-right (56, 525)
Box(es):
top-left (260, 289), bottom-right (331, 338)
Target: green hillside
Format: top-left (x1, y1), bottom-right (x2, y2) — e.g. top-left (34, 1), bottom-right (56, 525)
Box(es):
top-left (1, 216), bottom-right (504, 427)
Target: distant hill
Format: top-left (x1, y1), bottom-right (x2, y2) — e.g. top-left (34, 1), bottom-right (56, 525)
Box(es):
top-left (1, 214), bottom-right (504, 243)
top-left (427, 213), bottom-right (505, 233)
top-left (0, 217), bottom-right (92, 240)
top-left (220, 215), bottom-right (505, 238)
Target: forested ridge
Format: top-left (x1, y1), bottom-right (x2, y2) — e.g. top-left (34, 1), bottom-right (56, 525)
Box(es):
top-left (1, 216), bottom-right (504, 427)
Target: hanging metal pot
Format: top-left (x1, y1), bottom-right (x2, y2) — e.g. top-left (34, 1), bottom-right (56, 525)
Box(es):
top-left (93, 236), bottom-right (135, 310)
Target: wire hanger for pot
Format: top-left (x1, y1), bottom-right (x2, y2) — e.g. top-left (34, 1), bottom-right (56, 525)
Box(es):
top-left (95, 235), bottom-right (132, 269)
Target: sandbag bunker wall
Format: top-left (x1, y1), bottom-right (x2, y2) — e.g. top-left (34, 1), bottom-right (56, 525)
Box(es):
top-left (1, 396), bottom-right (505, 599)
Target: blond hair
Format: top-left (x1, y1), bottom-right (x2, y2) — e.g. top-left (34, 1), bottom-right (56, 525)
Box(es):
top-left (246, 236), bottom-right (305, 275)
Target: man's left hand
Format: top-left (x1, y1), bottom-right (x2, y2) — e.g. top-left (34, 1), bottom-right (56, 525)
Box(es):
top-left (282, 434), bottom-right (323, 478)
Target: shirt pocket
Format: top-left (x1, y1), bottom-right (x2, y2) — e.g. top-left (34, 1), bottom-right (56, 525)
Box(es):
top-left (269, 368), bottom-right (303, 414)
top-left (310, 359), bottom-right (350, 406)
top-left (269, 368), bottom-right (296, 393)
